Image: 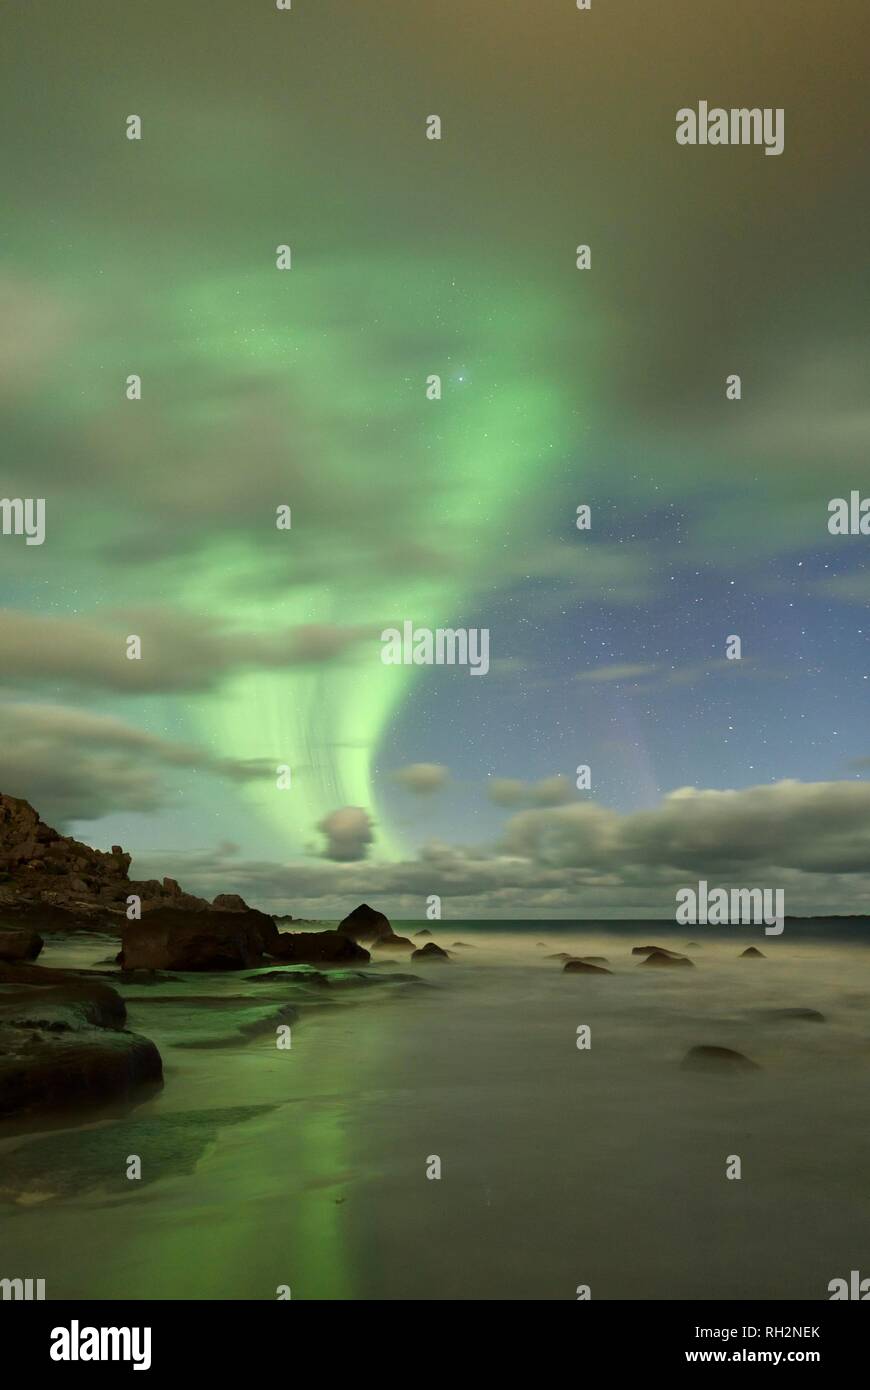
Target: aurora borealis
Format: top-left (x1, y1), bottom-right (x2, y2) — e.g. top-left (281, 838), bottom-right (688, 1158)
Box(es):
top-left (1, 0), bottom-right (869, 917)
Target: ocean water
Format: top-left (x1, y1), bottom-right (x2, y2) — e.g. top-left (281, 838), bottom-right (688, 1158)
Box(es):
top-left (2, 921), bottom-right (870, 1301)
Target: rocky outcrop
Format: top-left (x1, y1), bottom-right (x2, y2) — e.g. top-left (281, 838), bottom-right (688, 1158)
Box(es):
top-left (740, 946), bottom-right (765, 958)
top-left (0, 792), bottom-right (260, 933)
top-left (415, 929), bottom-right (433, 938)
top-left (563, 960), bottom-right (612, 975)
top-left (0, 928), bottom-right (43, 961)
top-left (119, 908), bottom-right (278, 972)
top-left (337, 903), bottom-right (392, 943)
top-left (0, 966), bottom-right (162, 1118)
top-left (411, 942), bottom-right (449, 962)
top-left (211, 894), bottom-right (251, 912)
top-left (681, 1045), bottom-right (760, 1072)
top-left (269, 931), bottom-right (370, 966)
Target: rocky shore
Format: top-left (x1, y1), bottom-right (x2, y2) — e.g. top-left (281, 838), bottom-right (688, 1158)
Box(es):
top-left (0, 794), bottom-right (419, 1122)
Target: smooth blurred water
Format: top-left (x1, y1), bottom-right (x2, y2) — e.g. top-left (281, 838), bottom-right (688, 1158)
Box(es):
top-left (2, 921), bottom-right (869, 1300)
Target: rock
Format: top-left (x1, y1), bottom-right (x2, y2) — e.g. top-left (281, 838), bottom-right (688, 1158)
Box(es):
top-left (685, 942), bottom-right (701, 948)
top-left (411, 942), bottom-right (449, 962)
top-left (452, 942), bottom-right (473, 947)
top-left (415, 929), bottom-right (433, 938)
top-left (764, 1008), bottom-right (825, 1023)
top-left (0, 975), bottom-right (127, 1031)
top-left (682, 1045), bottom-right (760, 1072)
top-left (211, 893), bottom-right (251, 912)
top-left (269, 930), bottom-right (370, 966)
top-left (631, 945), bottom-right (683, 958)
top-left (0, 928), bottom-right (43, 962)
top-left (0, 969), bottom-right (162, 1118)
top-left (0, 791), bottom-right (248, 933)
top-left (640, 950), bottom-right (693, 967)
top-left (740, 946), bottom-right (765, 958)
top-left (546, 952), bottom-right (575, 960)
top-left (119, 908), bottom-right (278, 971)
top-left (337, 903), bottom-right (392, 943)
top-left (563, 960), bottom-right (612, 975)
top-left (371, 934), bottom-right (414, 952)
top-left (579, 956), bottom-right (609, 964)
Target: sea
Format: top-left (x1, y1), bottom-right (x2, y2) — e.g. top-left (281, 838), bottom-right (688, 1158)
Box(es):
top-left (1, 919), bottom-right (869, 1300)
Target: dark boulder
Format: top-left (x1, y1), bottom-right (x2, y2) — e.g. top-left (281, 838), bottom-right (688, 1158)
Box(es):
top-left (632, 945), bottom-right (683, 958)
top-left (682, 1045), bottom-right (760, 1072)
top-left (119, 908), bottom-right (277, 971)
top-left (764, 1007), bottom-right (825, 1023)
top-left (563, 960), bottom-right (612, 975)
top-left (740, 946), bottom-right (765, 958)
top-left (371, 934), bottom-right (414, 952)
top-left (0, 928), bottom-right (43, 962)
top-left (337, 903), bottom-right (392, 943)
top-left (415, 929), bottom-right (433, 938)
top-left (0, 969), bottom-right (162, 1118)
top-left (270, 931), bottom-right (370, 965)
top-left (411, 942), bottom-right (449, 962)
top-left (640, 950), bottom-right (693, 967)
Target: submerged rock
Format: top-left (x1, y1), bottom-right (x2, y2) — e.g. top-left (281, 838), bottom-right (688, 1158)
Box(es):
top-left (337, 903), bottom-right (392, 943)
top-left (763, 1007), bottom-right (825, 1023)
top-left (640, 950), bottom-right (693, 968)
top-left (0, 969), bottom-right (162, 1118)
top-left (415, 929), bottom-right (433, 938)
top-left (632, 945), bottom-right (683, 958)
top-left (0, 928), bottom-right (43, 962)
top-left (682, 1045), bottom-right (760, 1072)
top-left (270, 930), bottom-right (370, 965)
top-left (740, 946), bottom-right (765, 958)
top-left (563, 960), bottom-right (612, 975)
top-left (411, 942), bottom-right (449, 962)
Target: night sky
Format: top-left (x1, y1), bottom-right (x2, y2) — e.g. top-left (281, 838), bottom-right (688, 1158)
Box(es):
top-left (1, 0), bottom-right (868, 916)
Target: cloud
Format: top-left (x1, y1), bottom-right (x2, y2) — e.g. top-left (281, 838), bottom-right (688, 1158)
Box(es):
top-left (500, 780), bottom-right (870, 877)
top-left (0, 607), bottom-right (377, 695)
top-left (575, 663), bottom-right (659, 684)
top-left (316, 806), bottom-right (375, 862)
top-left (132, 779), bottom-right (870, 918)
top-left (0, 702), bottom-right (268, 825)
top-left (487, 775), bottom-right (574, 808)
top-left (390, 763), bottom-right (450, 794)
